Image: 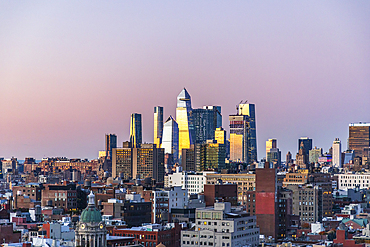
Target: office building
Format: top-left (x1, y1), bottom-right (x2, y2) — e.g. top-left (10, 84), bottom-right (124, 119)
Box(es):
top-left (215, 127), bottom-right (226, 144)
top-left (298, 137), bottom-right (313, 157)
top-left (296, 142), bottom-right (308, 168)
top-left (286, 151), bottom-right (293, 166)
top-left (199, 140), bottom-right (226, 171)
top-left (348, 122), bottom-right (370, 157)
top-left (161, 115), bottom-right (179, 163)
top-left (229, 114), bottom-right (250, 163)
top-left (113, 143), bottom-right (165, 183)
top-left (176, 88), bottom-right (195, 157)
top-left (238, 102), bottom-right (258, 162)
top-left (333, 138), bottom-right (342, 168)
top-left (181, 202), bottom-right (259, 247)
top-left (266, 139), bottom-right (277, 158)
top-left (192, 106), bottom-right (222, 144)
top-left (154, 106), bottom-right (164, 147)
top-left (204, 183), bottom-right (237, 206)
top-left (343, 150), bottom-right (355, 164)
top-left (267, 148), bottom-right (281, 168)
top-left (166, 168), bottom-right (215, 195)
top-left (105, 134), bottom-right (117, 158)
top-left (129, 113), bottom-right (142, 148)
top-left (309, 147), bottom-right (323, 164)
top-left (182, 145), bottom-right (196, 171)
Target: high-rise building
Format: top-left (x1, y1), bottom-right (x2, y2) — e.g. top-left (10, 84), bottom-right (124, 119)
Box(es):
top-left (161, 116), bottom-right (179, 163)
top-left (238, 103), bottom-right (257, 162)
top-left (130, 113), bottom-right (142, 148)
top-left (332, 138), bottom-right (342, 168)
top-left (105, 134), bottom-right (117, 158)
top-left (229, 114), bottom-right (250, 163)
top-left (298, 137), bottom-right (312, 157)
top-left (296, 142), bottom-right (308, 168)
top-left (309, 147), bottom-right (323, 164)
top-left (199, 140), bottom-right (226, 171)
top-left (112, 143), bottom-right (165, 183)
top-left (266, 139), bottom-right (277, 158)
top-left (267, 148), bottom-right (281, 168)
top-left (286, 151), bottom-right (293, 166)
top-left (214, 127), bottom-right (226, 145)
top-left (154, 106), bottom-right (163, 147)
top-left (176, 88), bottom-right (195, 157)
top-left (192, 106), bottom-right (222, 144)
top-left (348, 122), bottom-right (370, 157)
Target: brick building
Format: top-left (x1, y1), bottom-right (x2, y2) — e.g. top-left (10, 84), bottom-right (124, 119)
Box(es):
top-left (41, 183), bottom-right (77, 210)
top-left (112, 223), bottom-right (181, 247)
top-left (203, 183), bottom-right (237, 206)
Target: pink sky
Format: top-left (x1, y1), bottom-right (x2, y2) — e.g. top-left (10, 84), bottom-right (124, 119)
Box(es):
top-left (0, 1), bottom-right (369, 160)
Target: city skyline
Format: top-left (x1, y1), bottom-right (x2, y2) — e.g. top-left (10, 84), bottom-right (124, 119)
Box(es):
top-left (1, 1), bottom-right (369, 160)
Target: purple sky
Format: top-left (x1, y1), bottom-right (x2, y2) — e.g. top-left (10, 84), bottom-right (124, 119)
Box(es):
top-left (1, 1), bottom-right (369, 160)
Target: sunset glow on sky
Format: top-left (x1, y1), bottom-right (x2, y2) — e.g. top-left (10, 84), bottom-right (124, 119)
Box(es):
top-left (1, 1), bottom-right (369, 160)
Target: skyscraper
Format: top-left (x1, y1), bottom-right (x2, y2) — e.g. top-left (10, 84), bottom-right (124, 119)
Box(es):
top-left (348, 122), bottom-right (370, 157)
top-left (192, 106), bottom-right (222, 144)
top-left (298, 137), bottom-right (312, 158)
top-left (154, 106), bottom-right (163, 147)
top-left (161, 116), bottom-right (179, 163)
top-left (176, 88), bottom-right (195, 156)
top-left (229, 114), bottom-right (250, 163)
top-left (266, 139), bottom-right (277, 158)
top-left (199, 140), bottom-right (226, 171)
top-left (113, 143), bottom-right (165, 182)
top-left (309, 147), bottom-right (323, 164)
top-left (215, 127), bottom-right (226, 145)
top-left (105, 134), bottom-right (117, 158)
top-left (332, 138), bottom-right (342, 168)
top-left (238, 103), bottom-right (257, 162)
top-left (130, 113), bottom-right (142, 148)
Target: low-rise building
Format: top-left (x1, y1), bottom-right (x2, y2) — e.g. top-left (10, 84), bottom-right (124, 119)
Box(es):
top-left (181, 202), bottom-right (259, 247)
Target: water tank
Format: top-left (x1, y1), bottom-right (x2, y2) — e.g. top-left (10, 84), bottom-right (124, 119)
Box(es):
top-left (84, 179), bottom-right (91, 188)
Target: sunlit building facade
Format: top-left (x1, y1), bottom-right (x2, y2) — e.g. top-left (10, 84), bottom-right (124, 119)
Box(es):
top-left (105, 134), bottom-right (117, 158)
top-left (199, 140), bottom-right (226, 171)
top-left (154, 106), bottom-right (163, 147)
top-left (130, 113), bottom-right (142, 148)
top-left (162, 115), bottom-right (179, 163)
top-left (215, 127), bottom-right (226, 145)
top-left (112, 143), bottom-right (165, 182)
top-left (229, 114), bottom-right (250, 163)
top-left (266, 138), bottom-right (277, 158)
top-left (238, 103), bottom-right (257, 162)
top-left (298, 137), bottom-right (312, 157)
top-left (176, 88), bottom-right (195, 157)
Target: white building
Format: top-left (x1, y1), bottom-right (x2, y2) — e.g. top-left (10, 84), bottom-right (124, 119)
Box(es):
top-left (166, 168), bottom-right (215, 195)
top-left (332, 138), bottom-right (342, 168)
top-left (181, 202), bottom-right (259, 247)
top-left (336, 173), bottom-right (370, 190)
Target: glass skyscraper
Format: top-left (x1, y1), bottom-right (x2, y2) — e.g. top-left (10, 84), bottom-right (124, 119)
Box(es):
top-left (298, 137), bottom-right (312, 157)
top-left (238, 103), bottom-right (257, 162)
top-left (229, 114), bottom-right (250, 163)
top-left (130, 113), bottom-right (142, 148)
top-left (176, 88), bottom-right (195, 157)
top-left (161, 115), bottom-right (179, 163)
top-left (154, 106), bottom-right (163, 148)
top-left (192, 105), bottom-right (222, 144)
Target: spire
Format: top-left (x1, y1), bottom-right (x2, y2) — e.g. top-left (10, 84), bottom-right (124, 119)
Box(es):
top-left (88, 191), bottom-right (95, 205)
top-left (177, 88), bottom-right (191, 108)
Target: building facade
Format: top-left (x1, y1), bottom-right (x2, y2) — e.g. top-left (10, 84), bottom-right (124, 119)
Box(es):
top-left (181, 202), bottom-right (259, 247)
top-left (162, 115), bottom-right (179, 164)
top-left (130, 113), bottom-right (142, 148)
top-left (154, 106), bottom-right (163, 148)
top-left (333, 138), bottom-right (342, 168)
top-left (348, 122), bottom-right (370, 157)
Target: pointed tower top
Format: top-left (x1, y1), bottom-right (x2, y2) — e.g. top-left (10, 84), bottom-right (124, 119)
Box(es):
top-left (177, 88), bottom-right (191, 108)
top-left (88, 191), bottom-right (95, 205)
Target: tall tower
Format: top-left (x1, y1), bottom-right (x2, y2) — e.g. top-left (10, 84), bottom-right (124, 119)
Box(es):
top-left (162, 116), bottom-right (179, 163)
top-left (75, 191), bottom-right (107, 247)
top-left (130, 113), bottom-right (142, 148)
top-left (238, 103), bottom-right (257, 162)
top-left (176, 88), bottom-right (194, 156)
top-left (332, 138), bottom-right (342, 168)
top-left (154, 106), bottom-right (163, 147)
top-left (266, 139), bottom-right (277, 158)
top-left (105, 134), bottom-right (117, 158)
top-left (192, 106), bottom-right (222, 144)
top-left (298, 137), bottom-right (312, 158)
top-left (229, 114), bottom-right (250, 163)
top-left (348, 122), bottom-right (370, 157)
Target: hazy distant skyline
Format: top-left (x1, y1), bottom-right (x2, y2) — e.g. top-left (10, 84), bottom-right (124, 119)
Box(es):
top-left (1, 1), bottom-right (369, 160)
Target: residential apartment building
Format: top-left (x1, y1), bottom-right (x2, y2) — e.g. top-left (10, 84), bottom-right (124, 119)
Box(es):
top-left (165, 169), bottom-right (215, 195)
top-left (41, 184), bottom-right (77, 210)
top-left (336, 173), bottom-right (370, 190)
top-left (181, 202), bottom-right (259, 247)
